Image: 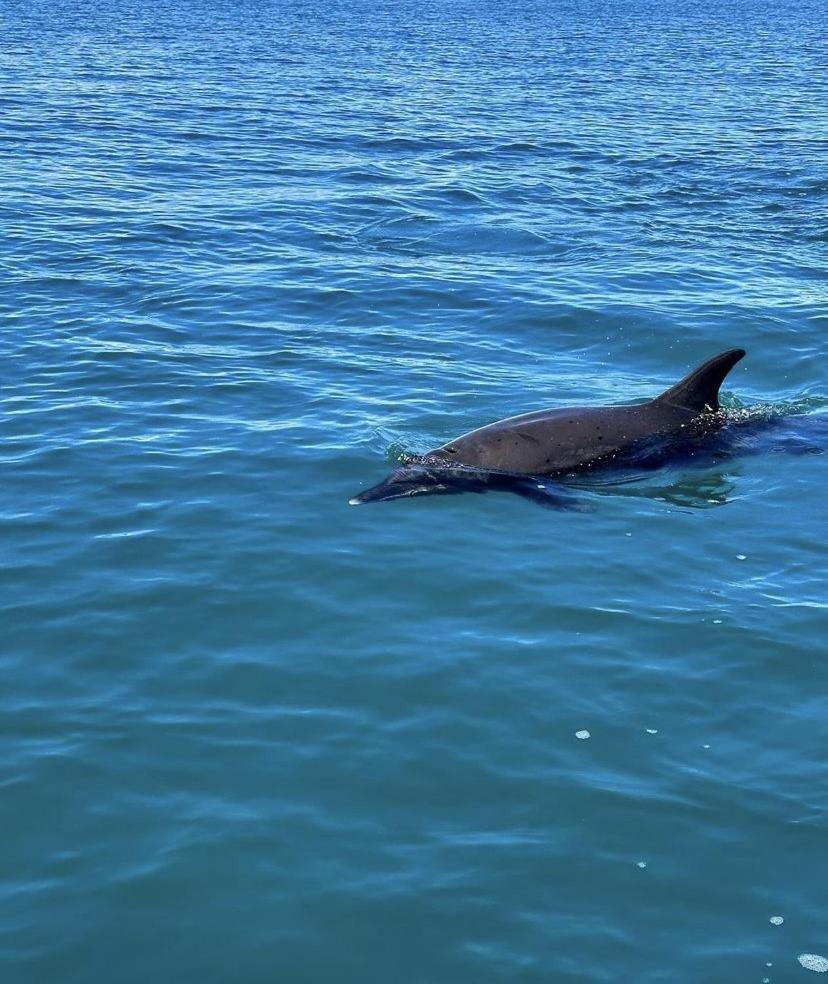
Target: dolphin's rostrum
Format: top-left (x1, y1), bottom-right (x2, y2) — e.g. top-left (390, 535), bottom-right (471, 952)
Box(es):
top-left (350, 348), bottom-right (747, 507)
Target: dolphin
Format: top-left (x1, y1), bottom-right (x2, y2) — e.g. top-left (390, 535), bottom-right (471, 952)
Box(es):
top-left (350, 348), bottom-right (747, 507)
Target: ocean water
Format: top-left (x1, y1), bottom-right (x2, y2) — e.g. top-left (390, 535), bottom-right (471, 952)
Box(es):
top-left (1, 1), bottom-right (827, 981)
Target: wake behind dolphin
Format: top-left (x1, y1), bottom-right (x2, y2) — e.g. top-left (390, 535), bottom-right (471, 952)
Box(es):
top-left (350, 348), bottom-right (751, 508)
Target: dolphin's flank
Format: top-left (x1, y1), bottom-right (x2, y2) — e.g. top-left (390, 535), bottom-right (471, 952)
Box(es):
top-left (350, 348), bottom-right (746, 507)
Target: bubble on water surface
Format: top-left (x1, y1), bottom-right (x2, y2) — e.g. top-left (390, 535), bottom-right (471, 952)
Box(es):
top-left (769, 915), bottom-right (784, 925)
top-left (798, 954), bottom-right (828, 973)
top-left (575, 730), bottom-right (590, 740)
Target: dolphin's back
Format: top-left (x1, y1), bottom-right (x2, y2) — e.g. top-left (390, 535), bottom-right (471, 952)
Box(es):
top-left (437, 403), bottom-right (683, 474)
top-left (434, 349), bottom-right (746, 476)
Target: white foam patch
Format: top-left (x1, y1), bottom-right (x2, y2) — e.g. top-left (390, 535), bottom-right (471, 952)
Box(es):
top-left (646, 728), bottom-right (658, 735)
top-left (95, 528), bottom-right (155, 539)
top-left (575, 730), bottom-right (591, 740)
top-left (636, 861), bottom-right (647, 868)
top-left (798, 954), bottom-right (828, 973)
top-left (769, 915), bottom-right (784, 925)
top-left (348, 498), bottom-right (361, 506)
top-left (737, 554), bottom-right (747, 560)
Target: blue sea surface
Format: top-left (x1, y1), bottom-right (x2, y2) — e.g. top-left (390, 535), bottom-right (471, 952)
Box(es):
top-left (1, 1), bottom-right (827, 981)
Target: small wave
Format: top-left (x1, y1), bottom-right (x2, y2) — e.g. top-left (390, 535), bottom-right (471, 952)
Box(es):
top-left (361, 135), bottom-right (453, 153)
top-left (359, 217), bottom-right (571, 258)
top-left (417, 223), bottom-right (558, 257)
top-left (329, 166), bottom-right (389, 184)
top-left (420, 186), bottom-right (493, 207)
top-left (722, 396), bottom-right (828, 419)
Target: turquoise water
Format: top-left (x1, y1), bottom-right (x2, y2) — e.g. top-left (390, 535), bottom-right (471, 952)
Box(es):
top-left (2, 1), bottom-right (827, 980)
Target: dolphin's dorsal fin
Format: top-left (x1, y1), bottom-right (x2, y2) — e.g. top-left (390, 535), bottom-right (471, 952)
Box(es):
top-left (655, 348), bottom-right (746, 413)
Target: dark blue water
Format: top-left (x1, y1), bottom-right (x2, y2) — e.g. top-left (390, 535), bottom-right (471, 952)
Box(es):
top-left (2, 1), bottom-right (827, 981)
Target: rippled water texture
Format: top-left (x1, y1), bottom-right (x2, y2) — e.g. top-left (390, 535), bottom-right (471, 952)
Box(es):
top-left (2, 1), bottom-right (827, 981)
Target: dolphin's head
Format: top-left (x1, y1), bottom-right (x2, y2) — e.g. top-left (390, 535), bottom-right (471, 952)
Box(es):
top-left (349, 457), bottom-right (461, 506)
